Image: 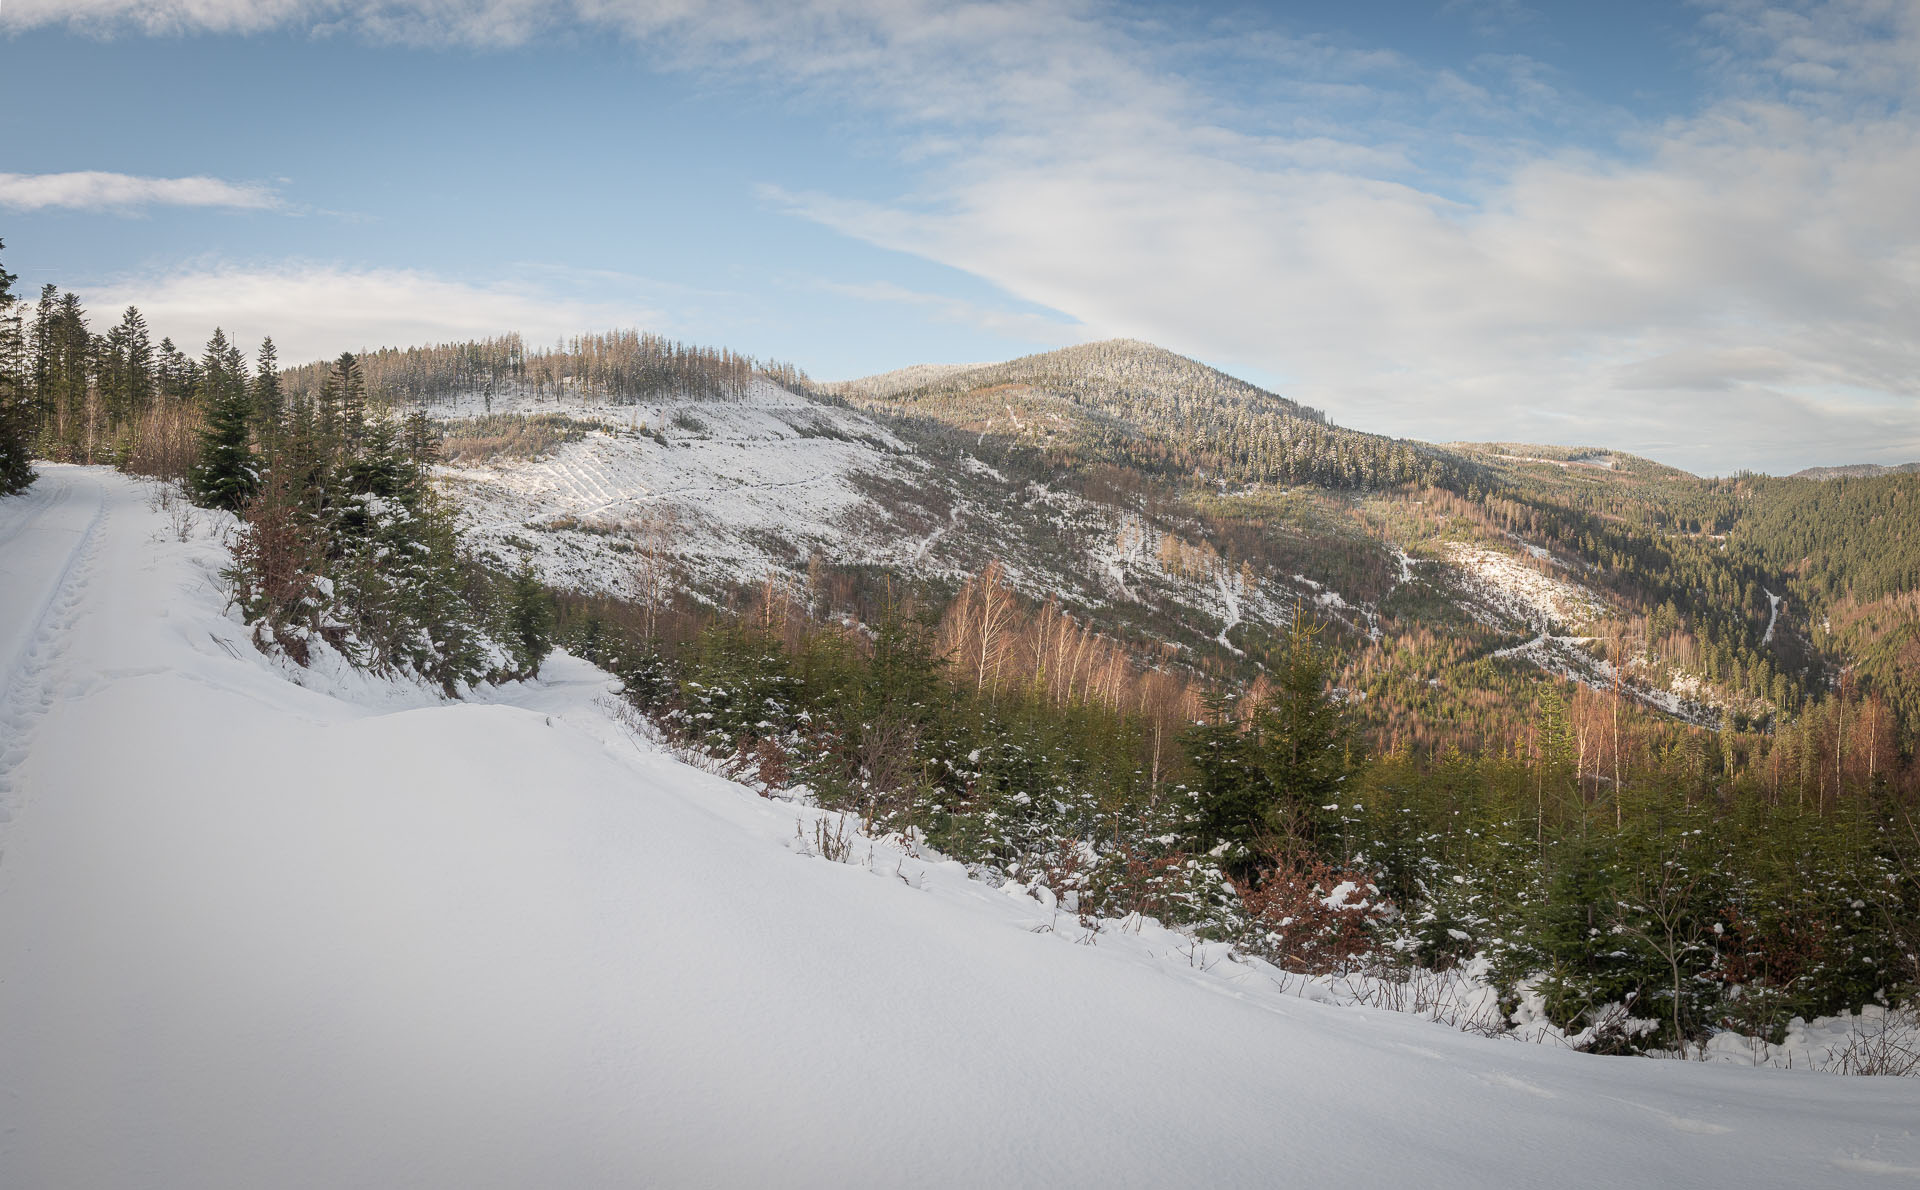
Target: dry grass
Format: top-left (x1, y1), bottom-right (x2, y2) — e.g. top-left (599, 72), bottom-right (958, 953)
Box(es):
top-left (440, 413), bottom-right (598, 464)
top-left (1815, 1008), bottom-right (1920, 1076)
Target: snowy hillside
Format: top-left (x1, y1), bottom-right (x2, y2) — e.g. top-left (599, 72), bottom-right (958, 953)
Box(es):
top-left (2, 466), bottom-right (1918, 1188)
top-left (434, 379), bottom-right (936, 594)
top-left (429, 381), bottom-right (1344, 654)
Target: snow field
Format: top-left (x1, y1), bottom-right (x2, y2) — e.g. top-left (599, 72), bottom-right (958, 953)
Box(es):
top-left (2, 467), bottom-right (1918, 1187)
top-left (1445, 541), bottom-right (1607, 633)
top-left (434, 384), bottom-right (1348, 653)
top-left (435, 381), bottom-right (926, 596)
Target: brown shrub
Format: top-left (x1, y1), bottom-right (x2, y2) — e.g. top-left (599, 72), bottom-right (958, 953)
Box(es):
top-left (1237, 848), bottom-right (1390, 975)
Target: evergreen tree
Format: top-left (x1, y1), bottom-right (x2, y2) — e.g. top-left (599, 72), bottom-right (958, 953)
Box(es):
top-left (251, 336), bottom-right (282, 436)
top-left (503, 563), bottom-right (555, 678)
top-left (0, 240), bottom-right (32, 494)
top-left (1184, 614), bottom-right (1359, 870)
top-left (1250, 616), bottom-right (1361, 847)
top-left (330, 351), bottom-right (366, 450)
top-left (1182, 690), bottom-right (1264, 868)
top-left (100, 306), bottom-right (153, 426)
top-left (156, 337), bottom-right (196, 403)
top-left (188, 329), bottom-right (258, 511)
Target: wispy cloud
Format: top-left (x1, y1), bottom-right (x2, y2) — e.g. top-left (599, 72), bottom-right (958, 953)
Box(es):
top-left (807, 276), bottom-right (1089, 344)
top-left (82, 262), bottom-right (665, 365)
top-left (13, 1), bottom-right (1920, 470)
top-left (0, 171), bottom-right (284, 212)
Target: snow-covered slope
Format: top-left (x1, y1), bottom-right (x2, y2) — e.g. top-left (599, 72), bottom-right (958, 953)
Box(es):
top-left (435, 380), bottom-right (935, 594)
top-left (6, 466), bottom-right (1915, 1188)
top-left (431, 383), bottom-right (1339, 651)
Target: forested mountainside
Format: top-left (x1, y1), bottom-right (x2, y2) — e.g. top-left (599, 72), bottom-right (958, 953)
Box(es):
top-left (6, 250), bottom-right (1920, 1063)
top-left (7, 266), bottom-right (1916, 769)
top-left (280, 331), bottom-right (811, 406)
top-left (829, 339), bottom-right (1468, 491)
top-left (827, 343), bottom-right (1918, 756)
top-left (1791, 462), bottom-right (1920, 480)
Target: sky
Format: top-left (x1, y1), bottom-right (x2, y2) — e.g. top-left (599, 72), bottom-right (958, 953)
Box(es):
top-left (1, 0), bottom-right (1917, 475)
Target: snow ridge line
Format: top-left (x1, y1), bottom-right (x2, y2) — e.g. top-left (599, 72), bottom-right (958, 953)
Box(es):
top-left (0, 474), bottom-right (109, 837)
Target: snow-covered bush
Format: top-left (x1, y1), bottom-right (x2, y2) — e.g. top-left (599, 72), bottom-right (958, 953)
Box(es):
top-left (1236, 849), bottom-right (1391, 975)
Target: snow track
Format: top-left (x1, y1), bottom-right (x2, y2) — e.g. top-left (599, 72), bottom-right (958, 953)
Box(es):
top-left (0, 468), bottom-right (108, 829)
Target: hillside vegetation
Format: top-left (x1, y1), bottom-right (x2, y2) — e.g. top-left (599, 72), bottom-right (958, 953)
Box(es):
top-left (4, 244), bottom-right (1917, 1064)
top-left (833, 339), bottom-right (1467, 491)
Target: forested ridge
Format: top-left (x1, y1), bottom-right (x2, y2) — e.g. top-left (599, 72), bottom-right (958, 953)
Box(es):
top-left (835, 339), bottom-right (1471, 492)
top-left (280, 331), bottom-right (809, 406)
top-left (2, 244), bottom-right (1916, 1064)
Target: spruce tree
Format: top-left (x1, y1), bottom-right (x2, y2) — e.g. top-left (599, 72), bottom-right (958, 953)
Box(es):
top-left (100, 306), bottom-right (153, 427)
top-left (0, 240), bottom-right (33, 494)
top-left (1249, 615), bottom-right (1360, 849)
top-left (1183, 614), bottom-right (1359, 870)
top-left (188, 329), bottom-right (258, 511)
top-left (504, 563), bottom-right (555, 678)
top-left (251, 337), bottom-right (282, 436)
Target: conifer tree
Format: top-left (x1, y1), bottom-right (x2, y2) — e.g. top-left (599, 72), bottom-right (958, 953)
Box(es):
top-left (504, 563), bottom-right (555, 678)
top-left (251, 336), bottom-right (282, 436)
top-left (0, 240), bottom-right (33, 494)
top-left (333, 351), bottom-right (365, 450)
top-left (1183, 614), bottom-right (1358, 870)
top-left (101, 306), bottom-right (153, 426)
top-left (188, 329), bottom-right (259, 511)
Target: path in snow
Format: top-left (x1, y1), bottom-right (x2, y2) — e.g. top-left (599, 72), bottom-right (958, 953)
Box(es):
top-left (2, 468), bottom-right (1917, 1189)
top-left (0, 467), bottom-right (108, 823)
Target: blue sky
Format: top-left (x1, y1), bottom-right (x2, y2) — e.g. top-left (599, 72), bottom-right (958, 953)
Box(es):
top-left (3, 0), bottom-right (1917, 474)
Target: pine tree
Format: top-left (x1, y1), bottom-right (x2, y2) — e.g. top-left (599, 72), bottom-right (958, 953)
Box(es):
top-left (100, 306), bottom-right (153, 426)
top-left (188, 329), bottom-right (259, 511)
top-left (503, 563), bottom-right (555, 678)
top-left (0, 240), bottom-right (33, 494)
top-left (1183, 614), bottom-right (1359, 870)
top-left (251, 336), bottom-right (282, 436)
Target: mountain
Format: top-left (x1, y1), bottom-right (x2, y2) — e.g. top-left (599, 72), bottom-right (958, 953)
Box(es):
top-left (4, 467), bottom-right (1915, 1187)
top-left (1790, 461), bottom-right (1920, 480)
top-left (830, 339), bottom-right (1468, 491)
top-left (394, 335), bottom-right (1920, 755)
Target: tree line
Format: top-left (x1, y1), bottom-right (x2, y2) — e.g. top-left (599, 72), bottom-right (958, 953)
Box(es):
top-left (556, 549), bottom-right (1916, 1057)
top-left (840, 339), bottom-right (1471, 492)
top-left (280, 331), bottom-right (811, 408)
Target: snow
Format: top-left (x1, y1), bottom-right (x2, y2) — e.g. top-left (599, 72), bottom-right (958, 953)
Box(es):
top-left (433, 380), bottom-right (928, 596)
top-left (1445, 541), bottom-right (1606, 632)
top-left (1699, 1006), bottom-right (1920, 1074)
top-left (5, 466), bottom-right (1918, 1188)
top-left (433, 383), bottom-right (1371, 656)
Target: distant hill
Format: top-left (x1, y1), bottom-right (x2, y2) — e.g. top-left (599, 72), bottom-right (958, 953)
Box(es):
top-left (327, 330), bottom-right (1920, 753)
top-left (828, 361), bottom-right (987, 400)
top-left (1788, 461), bottom-right (1920, 480)
top-left (1448, 441), bottom-right (1699, 482)
top-left (833, 338), bottom-right (1467, 491)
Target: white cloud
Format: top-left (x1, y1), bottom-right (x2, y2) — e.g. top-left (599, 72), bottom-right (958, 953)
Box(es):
top-left (14, 0), bottom-right (1920, 470)
top-left (0, 171), bottom-right (283, 212)
top-left (81, 262), bottom-right (665, 365)
top-left (808, 276), bottom-right (1090, 344)
top-left (744, 1), bottom-right (1920, 472)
